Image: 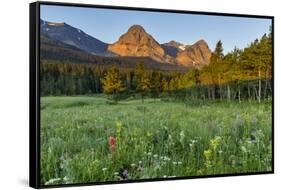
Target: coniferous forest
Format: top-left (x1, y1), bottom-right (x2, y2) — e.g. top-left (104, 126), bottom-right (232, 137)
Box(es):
top-left (40, 30), bottom-right (272, 102)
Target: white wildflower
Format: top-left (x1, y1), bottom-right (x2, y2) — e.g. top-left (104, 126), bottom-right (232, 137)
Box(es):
top-left (241, 146), bottom-right (247, 153)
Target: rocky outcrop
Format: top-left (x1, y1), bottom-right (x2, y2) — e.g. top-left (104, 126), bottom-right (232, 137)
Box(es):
top-left (108, 25), bottom-right (166, 63)
top-left (176, 40), bottom-right (212, 68)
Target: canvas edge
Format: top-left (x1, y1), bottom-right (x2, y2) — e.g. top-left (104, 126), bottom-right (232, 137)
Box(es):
top-left (29, 1), bottom-right (40, 189)
top-left (29, 1), bottom-right (275, 189)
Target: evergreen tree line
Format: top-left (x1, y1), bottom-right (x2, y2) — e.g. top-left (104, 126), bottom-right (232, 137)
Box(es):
top-left (40, 29), bottom-right (272, 102)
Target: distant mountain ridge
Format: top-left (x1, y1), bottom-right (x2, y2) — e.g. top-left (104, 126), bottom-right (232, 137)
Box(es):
top-left (40, 19), bottom-right (212, 68)
top-left (40, 19), bottom-right (109, 56)
top-left (40, 33), bottom-right (187, 72)
top-left (161, 40), bottom-right (186, 57)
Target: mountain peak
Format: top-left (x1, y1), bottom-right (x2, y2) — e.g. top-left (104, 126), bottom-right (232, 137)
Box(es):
top-left (108, 25), bottom-right (166, 62)
top-left (40, 19), bottom-right (108, 55)
top-left (176, 39), bottom-right (211, 68)
top-left (161, 40), bottom-right (185, 57)
top-left (194, 39), bottom-right (208, 46)
top-left (166, 40), bottom-right (183, 47)
top-left (128, 25), bottom-right (146, 33)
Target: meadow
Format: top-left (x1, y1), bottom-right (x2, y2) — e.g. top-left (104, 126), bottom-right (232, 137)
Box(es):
top-left (40, 96), bottom-right (272, 185)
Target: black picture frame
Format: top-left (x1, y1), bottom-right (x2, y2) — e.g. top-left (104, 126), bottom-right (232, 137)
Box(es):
top-left (29, 1), bottom-right (274, 189)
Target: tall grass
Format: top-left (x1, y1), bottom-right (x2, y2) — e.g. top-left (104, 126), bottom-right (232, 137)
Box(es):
top-left (40, 96), bottom-right (272, 185)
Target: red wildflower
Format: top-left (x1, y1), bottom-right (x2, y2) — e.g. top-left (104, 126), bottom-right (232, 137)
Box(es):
top-left (108, 136), bottom-right (117, 153)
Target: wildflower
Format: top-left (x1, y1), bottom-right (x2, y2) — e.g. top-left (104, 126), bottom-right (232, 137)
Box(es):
top-left (102, 168), bottom-right (107, 172)
top-left (147, 152), bottom-right (152, 156)
top-left (63, 176), bottom-right (69, 182)
top-left (146, 132), bottom-right (152, 137)
top-left (121, 169), bottom-right (129, 180)
top-left (163, 156), bottom-right (171, 161)
top-left (92, 159), bottom-right (99, 165)
top-left (108, 136), bottom-right (116, 153)
top-left (204, 149), bottom-right (213, 168)
top-left (173, 161), bottom-right (177, 165)
top-left (137, 166), bottom-right (144, 172)
top-left (155, 164), bottom-right (161, 170)
top-left (210, 136), bottom-right (222, 150)
top-left (241, 146), bottom-right (247, 153)
top-left (168, 134), bottom-right (172, 140)
top-left (190, 139), bottom-right (197, 144)
top-left (204, 149), bottom-right (212, 160)
top-left (138, 161), bottom-right (142, 165)
top-left (235, 114), bottom-right (244, 127)
top-left (116, 121), bottom-right (122, 133)
top-left (163, 175), bottom-right (167, 178)
top-left (246, 139), bottom-right (253, 144)
top-left (60, 163), bottom-right (64, 169)
top-left (131, 163), bottom-right (136, 167)
top-left (252, 117), bottom-right (258, 125)
top-left (180, 131), bottom-right (185, 144)
top-left (114, 172), bottom-right (119, 176)
top-left (177, 161), bottom-right (183, 165)
top-left (153, 154), bottom-right (158, 158)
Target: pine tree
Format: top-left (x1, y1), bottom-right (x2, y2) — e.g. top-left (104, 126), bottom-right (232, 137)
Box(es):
top-left (101, 66), bottom-right (126, 103)
top-left (151, 71), bottom-right (163, 99)
top-left (209, 40), bottom-right (224, 99)
top-left (137, 72), bottom-right (151, 103)
top-left (135, 61), bottom-right (151, 103)
top-left (214, 40), bottom-right (224, 60)
top-left (135, 61), bottom-right (145, 81)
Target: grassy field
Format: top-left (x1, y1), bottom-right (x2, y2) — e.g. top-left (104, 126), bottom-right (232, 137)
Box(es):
top-left (40, 96), bottom-right (272, 185)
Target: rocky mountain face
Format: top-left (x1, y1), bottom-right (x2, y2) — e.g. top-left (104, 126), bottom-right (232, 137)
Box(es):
top-left (161, 40), bottom-right (185, 57)
top-left (107, 25), bottom-right (167, 63)
top-left (40, 19), bottom-right (108, 56)
top-left (108, 25), bottom-right (211, 67)
top-left (176, 40), bottom-right (212, 68)
top-left (40, 19), bottom-right (212, 68)
top-left (40, 34), bottom-right (187, 72)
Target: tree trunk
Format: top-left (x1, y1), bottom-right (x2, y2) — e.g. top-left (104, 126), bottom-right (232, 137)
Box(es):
top-left (258, 69), bottom-right (261, 103)
top-left (264, 67), bottom-right (268, 100)
top-left (238, 87), bottom-right (241, 103)
top-left (212, 87), bottom-right (215, 100)
top-left (254, 86), bottom-right (258, 101)
top-left (268, 80), bottom-right (272, 93)
top-left (248, 84), bottom-right (251, 101)
top-left (218, 73), bottom-right (222, 100)
top-left (227, 84), bottom-right (231, 102)
top-left (264, 80), bottom-right (268, 100)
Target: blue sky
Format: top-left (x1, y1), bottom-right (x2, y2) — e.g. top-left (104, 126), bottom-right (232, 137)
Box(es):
top-left (41, 5), bottom-right (271, 53)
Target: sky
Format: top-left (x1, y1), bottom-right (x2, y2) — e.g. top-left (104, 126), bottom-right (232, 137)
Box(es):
top-left (40, 5), bottom-right (272, 53)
